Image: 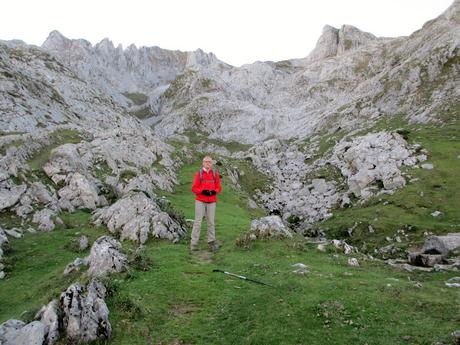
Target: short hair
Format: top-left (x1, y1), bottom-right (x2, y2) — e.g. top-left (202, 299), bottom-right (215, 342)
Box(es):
top-left (203, 155), bottom-right (213, 162)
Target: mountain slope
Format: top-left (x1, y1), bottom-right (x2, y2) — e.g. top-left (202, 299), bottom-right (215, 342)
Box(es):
top-left (153, 1), bottom-right (460, 143)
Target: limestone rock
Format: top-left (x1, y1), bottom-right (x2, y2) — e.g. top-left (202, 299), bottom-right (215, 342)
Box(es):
top-left (29, 182), bottom-right (57, 205)
top-left (92, 192), bottom-right (186, 243)
top-left (35, 300), bottom-right (59, 345)
top-left (60, 279), bottom-right (111, 343)
top-left (0, 228), bottom-right (9, 246)
top-left (58, 172), bottom-right (101, 210)
top-left (348, 258), bottom-right (360, 267)
top-left (43, 144), bottom-right (85, 184)
top-left (4, 228), bottom-right (22, 239)
top-left (422, 233), bottom-right (460, 256)
top-left (0, 320), bottom-right (46, 345)
top-left (330, 132), bottom-right (422, 197)
top-left (86, 236), bottom-right (127, 277)
top-left (445, 277), bottom-right (460, 288)
top-left (0, 182), bottom-right (27, 211)
top-left (79, 235), bottom-right (89, 251)
top-left (63, 257), bottom-right (88, 276)
top-left (250, 216), bottom-right (292, 238)
top-left (42, 30), bottom-right (221, 99)
top-left (32, 209), bottom-right (62, 231)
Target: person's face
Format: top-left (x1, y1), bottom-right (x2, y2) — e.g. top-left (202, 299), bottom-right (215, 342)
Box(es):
top-left (203, 158), bottom-right (213, 170)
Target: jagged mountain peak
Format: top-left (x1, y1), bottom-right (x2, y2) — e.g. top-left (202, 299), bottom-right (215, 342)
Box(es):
top-left (42, 30), bottom-right (70, 49)
top-left (39, 30), bottom-right (225, 99)
top-left (42, 30), bottom-right (93, 51)
top-left (96, 37), bottom-right (115, 51)
top-left (305, 23), bottom-right (378, 62)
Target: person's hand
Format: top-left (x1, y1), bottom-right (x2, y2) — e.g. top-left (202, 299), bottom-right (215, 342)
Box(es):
top-left (209, 190), bottom-right (217, 196)
top-left (202, 190), bottom-right (211, 196)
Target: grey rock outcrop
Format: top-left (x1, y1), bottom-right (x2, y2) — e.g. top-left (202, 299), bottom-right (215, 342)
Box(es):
top-left (1, 279), bottom-right (111, 345)
top-left (250, 216), bottom-right (292, 238)
top-left (0, 320), bottom-right (46, 345)
top-left (306, 24), bottom-right (378, 63)
top-left (57, 172), bottom-right (103, 210)
top-left (0, 182), bottom-right (27, 211)
top-left (32, 208), bottom-right (62, 231)
top-left (60, 279), bottom-right (111, 343)
top-left (79, 235), bottom-right (89, 251)
top-left (408, 233), bottom-right (460, 267)
top-left (35, 300), bottom-right (59, 345)
top-left (330, 132), bottom-right (424, 198)
top-left (238, 139), bottom-right (342, 225)
top-left (92, 192), bottom-right (186, 243)
top-left (0, 228), bottom-right (8, 246)
top-left (422, 233), bottom-right (460, 256)
top-left (63, 257), bottom-right (88, 276)
top-left (86, 236), bottom-right (127, 277)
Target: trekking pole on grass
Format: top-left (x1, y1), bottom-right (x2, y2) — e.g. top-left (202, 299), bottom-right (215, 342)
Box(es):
top-left (212, 269), bottom-right (276, 288)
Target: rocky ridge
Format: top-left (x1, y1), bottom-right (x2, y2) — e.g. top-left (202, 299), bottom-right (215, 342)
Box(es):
top-left (153, 1), bottom-right (460, 143)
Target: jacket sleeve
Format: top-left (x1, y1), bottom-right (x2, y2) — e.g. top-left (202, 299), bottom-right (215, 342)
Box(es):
top-left (192, 172), bottom-right (202, 194)
top-left (214, 171), bottom-right (222, 194)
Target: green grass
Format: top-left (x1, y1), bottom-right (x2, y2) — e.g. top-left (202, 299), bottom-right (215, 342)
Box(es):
top-left (123, 92), bottom-right (148, 106)
top-left (130, 106), bottom-right (155, 119)
top-left (0, 210), bottom-right (106, 322)
top-left (1, 151), bottom-right (459, 344)
top-left (108, 162), bottom-right (458, 344)
top-left (178, 130), bottom-right (253, 153)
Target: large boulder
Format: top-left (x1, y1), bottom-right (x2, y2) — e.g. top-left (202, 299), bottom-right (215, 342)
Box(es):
top-left (0, 182), bottom-right (27, 211)
top-left (43, 143), bottom-right (86, 184)
top-left (408, 233), bottom-right (460, 267)
top-left (35, 300), bottom-right (59, 345)
top-left (0, 320), bottom-right (46, 345)
top-left (57, 172), bottom-right (104, 210)
top-left (60, 279), bottom-right (111, 343)
top-left (32, 208), bottom-right (62, 231)
top-left (87, 236), bottom-right (127, 277)
top-left (250, 216), bottom-right (292, 238)
top-left (422, 233), bottom-right (460, 256)
top-left (29, 182), bottom-right (57, 206)
top-left (92, 192), bottom-right (186, 243)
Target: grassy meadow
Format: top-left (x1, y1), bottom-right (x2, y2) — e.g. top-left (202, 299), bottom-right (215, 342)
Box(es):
top-left (0, 119), bottom-right (459, 344)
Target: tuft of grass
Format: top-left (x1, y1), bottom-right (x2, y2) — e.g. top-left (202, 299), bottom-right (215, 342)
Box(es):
top-left (130, 106), bottom-right (155, 119)
top-left (122, 92), bottom-right (148, 106)
top-left (119, 169), bottom-right (137, 183)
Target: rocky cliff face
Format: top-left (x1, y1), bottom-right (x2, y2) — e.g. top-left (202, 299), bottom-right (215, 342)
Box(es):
top-left (41, 30), bottom-right (224, 108)
top-left (153, 0), bottom-right (460, 143)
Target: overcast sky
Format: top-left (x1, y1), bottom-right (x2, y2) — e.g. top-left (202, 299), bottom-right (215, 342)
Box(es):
top-left (1, 0), bottom-right (453, 66)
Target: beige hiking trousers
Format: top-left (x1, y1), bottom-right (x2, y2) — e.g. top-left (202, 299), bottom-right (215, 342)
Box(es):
top-left (191, 200), bottom-right (216, 245)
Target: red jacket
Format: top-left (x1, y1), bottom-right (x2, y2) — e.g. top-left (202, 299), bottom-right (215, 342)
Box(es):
top-left (192, 168), bottom-right (221, 203)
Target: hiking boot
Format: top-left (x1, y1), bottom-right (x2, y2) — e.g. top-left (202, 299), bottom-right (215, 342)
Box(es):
top-left (190, 244), bottom-right (199, 252)
top-left (208, 240), bottom-right (222, 252)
